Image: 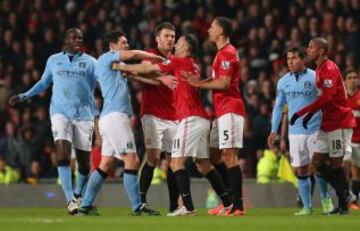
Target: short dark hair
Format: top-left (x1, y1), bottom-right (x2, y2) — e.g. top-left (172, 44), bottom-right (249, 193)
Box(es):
top-left (344, 68), bottom-right (358, 79)
top-left (65, 27), bottom-right (81, 38)
top-left (286, 46), bottom-right (306, 59)
top-left (155, 22), bottom-right (175, 36)
top-left (214, 17), bottom-right (233, 37)
top-left (104, 31), bottom-right (126, 48)
top-left (311, 37), bottom-right (329, 54)
top-left (184, 34), bottom-right (198, 55)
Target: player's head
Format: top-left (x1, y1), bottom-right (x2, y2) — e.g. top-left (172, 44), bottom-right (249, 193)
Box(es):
top-left (344, 68), bottom-right (358, 91)
top-left (307, 37), bottom-right (328, 62)
top-left (104, 31), bottom-right (129, 51)
top-left (174, 34), bottom-right (198, 57)
top-left (286, 46), bottom-right (306, 73)
top-left (64, 28), bottom-right (83, 53)
top-left (155, 22), bottom-right (176, 52)
top-left (208, 17), bottom-right (232, 42)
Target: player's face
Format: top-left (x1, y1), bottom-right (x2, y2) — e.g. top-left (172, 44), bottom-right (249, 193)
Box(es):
top-left (208, 20), bottom-right (222, 42)
top-left (111, 36), bottom-right (129, 51)
top-left (287, 51), bottom-right (304, 73)
top-left (65, 30), bottom-right (83, 53)
top-left (307, 41), bottom-right (319, 62)
top-left (174, 36), bottom-right (187, 57)
top-left (345, 72), bottom-right (358, 91)
top-left (156, 29), bottom-right (175, 51)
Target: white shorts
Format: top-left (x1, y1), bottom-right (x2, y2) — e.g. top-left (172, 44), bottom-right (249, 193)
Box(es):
top-left (344, 144), bottom-right (360, 167)
top-left (288, 133), bottom-right (317, 167)
top-left (99, 112), bottom-right (136, 159)
top-left (141, 114), bottom-right (177, 153)
top-left (315, 129), bottom-right (353, 158)
top-left (51, 114), bottom-right (93, 152)
top-left (209, 113), bottom-right (244, 149)
top-left (172, 116), bottom-right (210, 159)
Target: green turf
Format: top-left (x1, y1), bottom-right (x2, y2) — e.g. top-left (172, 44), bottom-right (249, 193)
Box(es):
top-left (0, 208), bottom-right (359, 231)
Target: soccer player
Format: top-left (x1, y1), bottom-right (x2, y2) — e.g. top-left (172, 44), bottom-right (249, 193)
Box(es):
top-left (343, 68), bottom-right (360, 210)
top-left (290, 37), bottom-right (356, 214)
top-left (9, 28), bottom-right (96, 214)
top-left (137, 22), bottom-right (180, 212)
top-left (268, 47), bottom-right (333, 215)
top-left (185, 17), bottom-right (245, 216)
top-left (76, 31), bottom-right (163, 216)
top-left (113, 34), bottom-right (232, 216)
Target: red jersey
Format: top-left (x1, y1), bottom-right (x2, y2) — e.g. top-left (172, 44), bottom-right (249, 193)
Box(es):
top-left (297, 59), bottom-right (355, 132)
top-left (212, 44), bottom-right (245, 118)
top-left (347, 90), bottom-right (360, 143)
top-left (140, 48), bottom-right (177, 120)
top-left (158, 56), bottom-right (208, 121)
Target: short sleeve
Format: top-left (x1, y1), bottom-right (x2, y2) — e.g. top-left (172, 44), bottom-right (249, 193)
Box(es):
top-left (158, 57), bottom-right (177, 74)
top-left (216, 51), bottom-right (236, 77)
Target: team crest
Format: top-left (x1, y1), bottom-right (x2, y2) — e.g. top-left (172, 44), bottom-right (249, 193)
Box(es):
top-left (221, 61), bottom-right (230, 70)
top-left (324, 79), bottom-right (333, 88)
top-left (304, 81), bottom-right (311, 89)
top-left (79, 62), bottom-right (86, 68)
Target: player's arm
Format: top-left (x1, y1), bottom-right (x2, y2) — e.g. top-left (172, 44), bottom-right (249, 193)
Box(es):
top-left (9, 60), bottom-right (53, 106)
top-left (119, 50), bottom-right (164, 62)
top-left (291, 72), bottom-right (337, 125)
top-left (112, 62), bottom-right (161, 75)
top-left (268, 83), bottom-right (286, 148)
top-left (185, 74), bottom-right (231, 90)
top-left (124, 74), bottom-right (177, 89)
top-left (280, 113), bottom-right (288, 153)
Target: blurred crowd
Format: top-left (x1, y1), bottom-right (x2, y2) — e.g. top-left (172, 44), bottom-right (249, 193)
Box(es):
top-left (0, 0), bottom-right (359, 183)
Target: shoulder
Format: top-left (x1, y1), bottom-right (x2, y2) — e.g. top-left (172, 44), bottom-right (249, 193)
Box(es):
top-left (47, 52), bottom-right (63, 63)
top-left (219, 45), bottom-right (237, 59)
top-left (322, 60), bottom-right (341, 75)
top-left (145, 48), bottom-right (159, 55)
top-left (306, 68), bottom-right (316, 76)
top-left (278, 72), bottom-right (291, 85)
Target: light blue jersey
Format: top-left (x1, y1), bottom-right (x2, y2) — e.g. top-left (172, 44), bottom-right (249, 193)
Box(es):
top-left (21, 52), bottom-right (97, 120)
top-left (271, 68), bottom-right (321, 134)
top-left (96, 51), bottom-right (132, 117)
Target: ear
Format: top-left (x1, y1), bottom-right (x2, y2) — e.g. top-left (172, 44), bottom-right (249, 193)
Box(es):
top-left (155, 36), bottom-right (160, 44)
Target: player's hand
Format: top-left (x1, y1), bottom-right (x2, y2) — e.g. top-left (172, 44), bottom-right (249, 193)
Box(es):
top-left (157, 75), bottom-right (178, 90)
top-left (290, 113), bottom-right (300, 125)
top-left (182, 71), bottom-right (200, 87)
top-left (267, 132), bottom-right (276, 149)
top-left (112, 62), bottom-right (126, 71)
top-left (9, 95), bottom-right (21, 106)
top-left (302, 112), bottom-right (314, 129)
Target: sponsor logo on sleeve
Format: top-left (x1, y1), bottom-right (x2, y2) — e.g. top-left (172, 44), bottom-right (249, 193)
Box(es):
top-left (221, 61), bottom-right (230, 70)
top-left (324, 79), bottom-right (333, 88)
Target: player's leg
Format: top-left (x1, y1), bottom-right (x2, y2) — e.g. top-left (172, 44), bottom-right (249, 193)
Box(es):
top-left (350, 146), bottom-right (360, 209)
top-left (218, 114), bottom-right (245, 214)
top-left (209, 120), bottom-right (231, 194)
top-left (169, 156), bottom-right (194, 215)
top-left (195, 158), bottom-right (232, 214)
top-left (163, 121), bottom-right (180, 212)
top-left (139, 115), bottom-right (163, 204)
top-left (289, 134), bottom-right (312, 215)
top-left (79, 155), bottom-right (116, 215)
top-left (51, 114), bottom-right (76, 214)
top-left (314, 129), bottom-right (353, 214)
top-left (168, 117), bottom-right (196, 216)
top-left (72, 119), bottom-right (93, 200)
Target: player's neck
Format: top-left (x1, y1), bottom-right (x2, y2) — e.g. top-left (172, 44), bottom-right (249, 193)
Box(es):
top-left (157, 47), bottom-right (171, 58)
top-left (347, 88), bottom-right (358, 96)
top-left (315, 56), bottom-right (327, 67)
top-left (216, 37), bottom-right (230, 50)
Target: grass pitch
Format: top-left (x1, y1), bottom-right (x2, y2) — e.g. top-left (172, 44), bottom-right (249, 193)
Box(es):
top-left (0, 208), bottom-right (359, 231)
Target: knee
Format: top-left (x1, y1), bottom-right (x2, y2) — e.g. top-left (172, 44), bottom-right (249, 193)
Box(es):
top-left (222, 149), bottom-right (237, 166)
